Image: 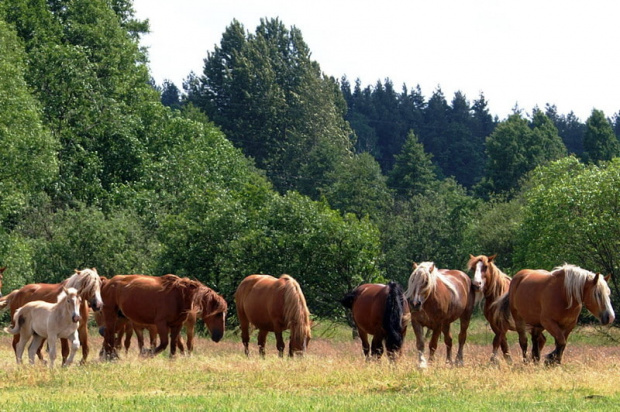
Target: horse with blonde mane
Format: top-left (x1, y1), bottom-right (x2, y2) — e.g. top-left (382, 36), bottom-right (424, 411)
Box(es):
top-left (0, 268), bottom-right (102, 365)
top-left (505, 264), bottom-right (615, 365)
top-left (405, 262), bottom-right (476, 368)
top-left (4, 287), bottom-right (82, 368)
top-left (235, 274), bottom-right (312, 357)
top-left (100, 274), bottom-right (227, 358)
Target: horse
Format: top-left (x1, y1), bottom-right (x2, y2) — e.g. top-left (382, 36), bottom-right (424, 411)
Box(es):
top-left (0, 266), bottom-right (6, 298)
top-left (235, 274), bottom-right (312, 358)
top-left (404, 262), bottom-right (476, 368)
top-left (467, 254), bottom-right (547, 364)
top-left (0, 268), bottom-right (102, 365)
top-left (341, 282), bottom-right (410, 361)
top-left (94, 310), bottom-right (158, 356)
top-left (506, 264), bottom-right (615, 365)
top-left (100, 274), bottom-right (227, 358)
top-left (4, 287), bottom-right (82, 368)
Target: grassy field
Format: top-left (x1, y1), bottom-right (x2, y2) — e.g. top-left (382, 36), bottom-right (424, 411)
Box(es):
top-left (0, 317), bottom-right (618, 411)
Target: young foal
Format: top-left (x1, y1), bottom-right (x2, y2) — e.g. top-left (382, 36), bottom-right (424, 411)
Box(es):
top-left (5, 288), bottom-right (82, 368)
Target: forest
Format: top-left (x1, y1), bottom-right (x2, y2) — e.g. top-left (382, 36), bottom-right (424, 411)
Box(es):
top-left (1, 0), bottom-right (619, 320)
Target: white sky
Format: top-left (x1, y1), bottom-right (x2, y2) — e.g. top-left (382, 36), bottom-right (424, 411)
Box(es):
top-left (132, 0), bottom-right (620, 121)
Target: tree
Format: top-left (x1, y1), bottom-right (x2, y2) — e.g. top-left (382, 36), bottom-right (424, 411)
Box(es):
top-left (582, 109), bottom-right (620, 164)
top-left (191, 18), bottom-right (353, 196)
top-left (388, 130), bottom-right (437, 198)
top-left (160, 79), bottom-right (181, 109)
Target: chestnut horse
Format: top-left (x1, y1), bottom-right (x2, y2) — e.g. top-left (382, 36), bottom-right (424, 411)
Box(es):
top-left (341, 282), bottom-right (410, 361)
top-left (5, 287), bottom-right (82, 368)
top-left (405, 262), bottom-right (476, 368)
top-left (235, 274), bottom-right (312, 357)
top-left (0, 268), bottom-right (102, 365)
top-left (467, 254), bottom-right (547, 364)
top-left (94, 310), bottom-right (158, 355)
top-left (506, 264), bottom-right (615, 365)
top-left (100, 274), bottom-right (227, 358)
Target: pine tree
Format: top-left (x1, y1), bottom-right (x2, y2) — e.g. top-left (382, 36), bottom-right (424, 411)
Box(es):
top-left (582, 109), bottom-right (620, 164)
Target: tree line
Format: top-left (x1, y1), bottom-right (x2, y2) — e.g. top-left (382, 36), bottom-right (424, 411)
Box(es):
top-left (1, 2), bottom-right (619, 320)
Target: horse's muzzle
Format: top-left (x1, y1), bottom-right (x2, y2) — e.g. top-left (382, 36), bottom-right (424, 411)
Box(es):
top-left (211, 329), bottom-right (223, 342)
top-left (90, 299), bottom-right (103, 311)
top-left (600, 312), bottom-right (615, 325)
top-left (72, 314), bottom-right (81, 323)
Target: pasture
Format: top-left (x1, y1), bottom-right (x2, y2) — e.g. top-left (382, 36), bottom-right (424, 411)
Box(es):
top-left (0, 318), bottom-right (618, 411)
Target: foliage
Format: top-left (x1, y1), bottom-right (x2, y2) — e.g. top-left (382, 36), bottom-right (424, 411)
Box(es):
top-left (515, 156), bottom-right (620, 304)
top-left (582, 109), bottom-right (620, 164)
top-left (387, 130), bottom-right (437, 198)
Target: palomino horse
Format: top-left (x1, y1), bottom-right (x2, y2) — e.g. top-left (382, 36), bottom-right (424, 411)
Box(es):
top-left (100, 274), bottom-right (227, 358)
top-left (4, 287), bottom-right (82, 368)
top-left (341, 282), bottom-right (410, 361)
top-left (405, 262), bottom-right (476, 368)
top-left (506, 264), bottom-right (615, 365)
top-left (235, 274), bottom-right (312, 357)
top-left (0, 266), bottom-right (6, 298)
top-left (467, 254), bottom-right (546, 364)
top-left (0, 268), bottom-right (102, 364)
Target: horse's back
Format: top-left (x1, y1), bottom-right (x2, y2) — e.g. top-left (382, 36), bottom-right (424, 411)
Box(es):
top-left (509, 269), bottom-right (552, 324)
top-left (9, 283), bottom-right (62, 315)
top-left (235, 274), bottom-right (282, 331)
top-left (351, 284), bottom-right (388, 335)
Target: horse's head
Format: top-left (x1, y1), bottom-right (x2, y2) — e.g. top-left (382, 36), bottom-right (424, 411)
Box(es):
top-left (405, 262), bottom-right (436, 311)
top-left (468, 254), bottom-right (496, 291)
top-left (199, 290), bottom-right (228, 342)
top-left (61, 287), bottom-right (82, 323)
top-left (584, 273), bottom-right (615, 325)
top-left (68, 268), bottom-right (104, 311)
top-left (0, 266), bottom-right (5, 298)
top-left (289, 321), bottom-right (312, 357)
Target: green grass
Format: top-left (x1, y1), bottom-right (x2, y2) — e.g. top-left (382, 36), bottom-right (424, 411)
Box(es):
top-left (0, 317), bottom-right (618, 411)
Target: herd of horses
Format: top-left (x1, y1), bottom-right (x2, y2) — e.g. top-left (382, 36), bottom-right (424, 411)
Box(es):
top-left (0, 255), bottom-right (615, 368)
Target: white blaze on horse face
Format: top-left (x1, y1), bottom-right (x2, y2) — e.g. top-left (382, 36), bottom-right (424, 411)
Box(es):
top-left (473, 261), bottom-right (485, 290)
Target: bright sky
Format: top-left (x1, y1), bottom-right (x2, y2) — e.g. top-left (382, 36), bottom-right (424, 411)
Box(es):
top-left (132, 0), bottom-right (620, 121)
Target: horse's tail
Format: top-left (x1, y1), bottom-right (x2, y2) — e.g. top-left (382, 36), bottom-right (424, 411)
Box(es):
top-left (340, 288), bottom-right (358, 310)
top-left (0, 290), bottom-right (17, 312)
top-left (383, 281), bottom-right (407, 353)
top-left (490, 291), bottom-right (515, 331)
top-left (281, 275), bottom-right (312, 341)
top-left (3, 307), bottom-right (25, 335)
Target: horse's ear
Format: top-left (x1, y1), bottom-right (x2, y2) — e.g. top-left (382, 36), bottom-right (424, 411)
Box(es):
top-left (430, 263), bottom-right (435, 272)
top-left (604, 274), bottom-right (612, 283)
top-left (592, 273), bottom-right (600, 285)
top-left (412, 262), bottom-right (418, 270)
top-left (488, 254), bottom-right (497, 262)
top-left (0, 266), bottom-right (6, 273)
top-left (469, 254), bottom-right (474, 259)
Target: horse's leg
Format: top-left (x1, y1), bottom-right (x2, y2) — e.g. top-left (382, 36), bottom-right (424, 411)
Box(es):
top-left (257, 329), bottom-right (268, 358)
top-left (35, 338), bottom-right (47, 364)
top-left (65, 331), bottom-right (80, 366)
top-left (495, 325), bottom-right (512, 364)
top-left (185, 322), bottom-right (195, 354)
top-left (124, 324), bottom-right (133, 354)
top-left (15, 334), bottom-right (29, 365)
top-left (239, 316), bottom-right (251, 357)
top-left (102, 307), bottom-right (120, 360)
top-left (412, 321), bottom-right (427, 368)
top-left (78, 304), bottom-right (89, 363)
top-left (428, 327), bottom-right (442, 364)
top-left (530, 327), bottom-right (544, 363)
top-left (441, 323), bottom-right (454, 365)
top-left (176, 334), bottom-right (186, 355)
top-left (168, 324), bottom-right (182, 358)
top-left (370, 334), bottom-right (384, 360)
top-left (456, 314), bottom-right (471, 367)
top-left (358, 330), bottom-right (370, 359)
top-left (274, 331), bottom-right (285, 358)
top-left (47, 335), bottom-right (58, 368)
top-left (152, 323), bottom-right (170, 356)
top-left (514, 319), bottom-right (529, 363)
top-left (28, 335), bottom-right (44, 366)
top-left (541, 321), bottom-right (570, 365)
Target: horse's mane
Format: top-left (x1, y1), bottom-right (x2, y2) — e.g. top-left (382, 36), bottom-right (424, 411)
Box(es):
top-left (160, 274), bottom-right (227, 315)
top-left (63, 268), bottom-right (101, 299)
top-left (406, 262), bottom-right (458, 300)
top-left (554, 264), bottom-right (610, 308)
top-left (467, 255), bottom-right (511, 299)
top-left (280, 275), bottom-right (312, 341)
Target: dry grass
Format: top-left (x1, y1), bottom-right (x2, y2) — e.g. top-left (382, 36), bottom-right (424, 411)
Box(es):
top-left (0, 322), bottom-right (618, 410)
